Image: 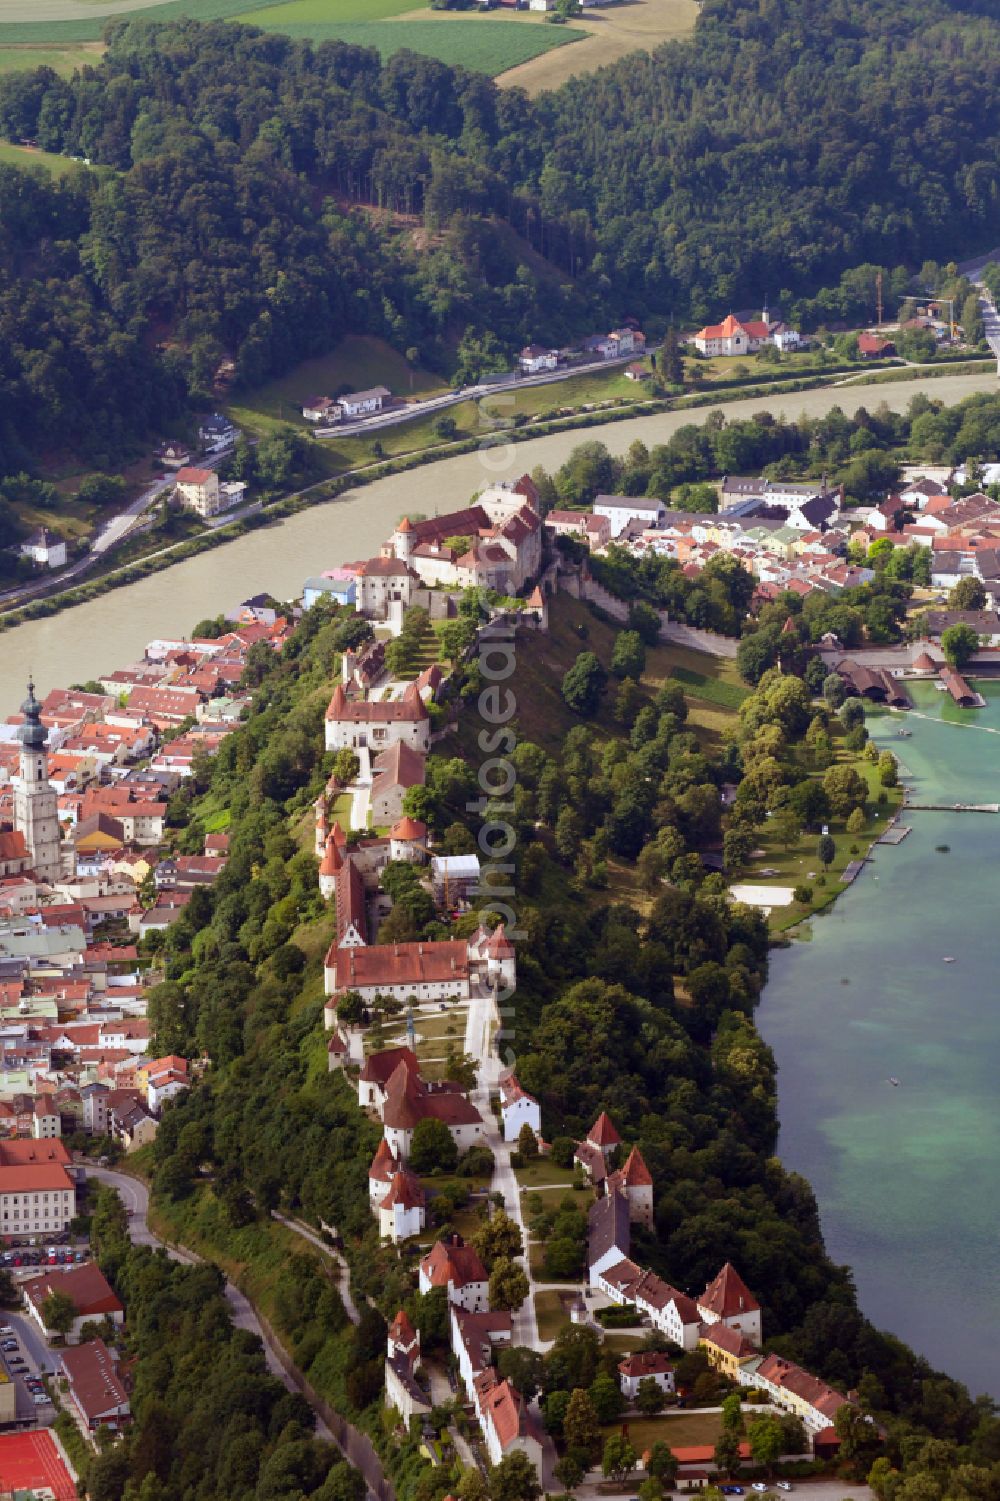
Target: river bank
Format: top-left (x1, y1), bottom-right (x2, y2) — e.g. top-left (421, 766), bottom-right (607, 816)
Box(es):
top-left (1, 366), bottom-right (998, 712)
top-left (759, 680), bottom-right (1000, 1399)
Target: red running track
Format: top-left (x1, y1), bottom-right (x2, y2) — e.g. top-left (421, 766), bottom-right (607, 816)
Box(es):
top-left (0, 1429), bottom-right (75, 1500)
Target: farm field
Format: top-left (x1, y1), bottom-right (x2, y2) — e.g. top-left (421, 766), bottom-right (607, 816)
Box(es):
top-left (498, 0), bottom-right (698, 94)
top-left (0, 0), bottom-right (293, 44)
top-left (235, 11), bottom-right (584, 74)
top-left (0, 43), bottom-right (100, 74)
top-left (246, 0), bottom-right (426, 23)
top-left (478, 362), bottom-right (655, 420)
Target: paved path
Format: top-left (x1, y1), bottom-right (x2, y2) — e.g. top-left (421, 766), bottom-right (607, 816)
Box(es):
top-left (272, 1212), bottom-right (360, 1326)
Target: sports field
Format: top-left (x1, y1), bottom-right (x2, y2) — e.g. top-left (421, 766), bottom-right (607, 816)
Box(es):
top-left (0, 1430), bottom-right (76, 1501)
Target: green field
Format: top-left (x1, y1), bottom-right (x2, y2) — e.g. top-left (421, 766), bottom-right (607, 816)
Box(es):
top-left (0, 139), bottom-right (80, 174)
top-left (237, 15), bottom-right (584, 73)
top-left (0, 45), bottom-right (96, 75)
top-left (0, 0), bottom-right (295, 45)
top-left (246, 0), bottom-right (426, 22)
top-left (223, 335), bottom-right (448, 437)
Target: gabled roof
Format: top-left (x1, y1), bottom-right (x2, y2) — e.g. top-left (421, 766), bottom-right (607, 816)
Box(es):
top-left (588, 1111), bottom-right (621, 1148)
top-left (359, 1047), bottom-right (419, 1087)
top-left (619, 1350), bottom-right (674, 1378)
top-left (389, 1308), bottom-right (417, 1347)
top-left (419, 1234), bottom-right (487, 1289)
top-left (588, 1186), bottom-right (631, 1269)
top-left (382, 1170), bottom-right (425, 1210)
top-left (699, 1262), bottom-right (760, 1319)
top-left (369, 1139), bottom-right (399, 1182)
top-left (326, 682), bottom-right (428, 724)
top-left (483, 923), bottom-right (514, 959)
top-left (614, 1145), bottom-right (652, 1188)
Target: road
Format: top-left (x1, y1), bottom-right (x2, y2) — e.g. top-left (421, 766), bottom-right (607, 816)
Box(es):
top-left (271, 1212), bottom-right (360, 1325)
top-left (82, 1167), bottom-right (331, 1435)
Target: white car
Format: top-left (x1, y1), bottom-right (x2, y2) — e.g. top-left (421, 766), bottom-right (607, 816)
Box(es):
top-left (776, 1486), bottom-right (793, 1494)
top-left (752, 1488), bottom-right (769, 1496)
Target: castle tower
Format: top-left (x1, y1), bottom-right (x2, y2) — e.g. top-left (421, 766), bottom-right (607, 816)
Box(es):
top-left (393, 515), bottom-right (414, 561)
top-left (14, 681), bottom-right (62, 883)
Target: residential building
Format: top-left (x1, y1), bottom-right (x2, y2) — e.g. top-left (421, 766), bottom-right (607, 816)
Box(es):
top-left (385, 1308), bottom-right (431, 1426)
top-left (699, 1322), bottom-right (759, 1380)
top-left (593, 495), bottom-right (666, 538)
top-left (324, 683), bottom-right (430, 761)
top-left (381, 1061), bottom-right (483, 1162)
top-left (697, 1261), bottom-right (762, 1347)
top-left (475, 1373), bottom-right (545, 1469)
top-left (545, 510), bottom-right (612, 550)
top-left (378, 1169), bottom-right (426, 1242)
top-left (692, 310), bottom-right (797, 356)
top-left (60, 1339), bottom-right (130, 1430)
top-left (498, 1073), bottom-right (541, 1143)
top-left (20, 528), bottom-right (67, 570)
top-left (31, 1094), bottom-right (60, 1139)
top-left (519, 345), bottom-right (559, 373)
top-left (339, 387), bottom-right (391, 418)
top-left (618, 1350), bottom-right (675, 1400)
top-left (0, 1139), bottom-right (75, 1237)
top-left (175, 467), bottom-right (246, 519)
top-left (418, 1234), bottom-right (489, 1311)
top-left (22, 1262), bottom-right (124, 1344)
top-left (741, 1352), bottom-right (853, 1435)
top-left (857, 332), bottom-right (896, 359)
top-left (302, 397), bottom-right (340, 423)
top-left (371, 741), bottom-right (425, 826)
top-left (302, 572), bottom-right (357, 609)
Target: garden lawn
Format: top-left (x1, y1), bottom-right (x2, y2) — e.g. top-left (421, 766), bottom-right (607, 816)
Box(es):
top-left (478, 364), bottom-right (649, 421)
top-left (534, 1288), bottom-right (572, 1340)
top-left (601, 1411), bottom-right (724, 1450)
top-left (514, 1158), bottom-right (576, 1190)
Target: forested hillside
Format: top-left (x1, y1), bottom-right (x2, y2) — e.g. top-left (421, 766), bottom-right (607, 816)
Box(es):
top-left (3, 0), bottom-right (1000, 484)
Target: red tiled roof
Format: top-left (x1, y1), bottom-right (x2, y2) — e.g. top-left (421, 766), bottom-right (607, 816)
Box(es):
top-left (619, 1350), bottom-right (674, 1378)
top-left (419, 1234), bottom-right (487, 1289)
top-left (23, 1262), bottom-right (123, 1320)
top-left (588, 1111), bottom-right (621, 1147)
top-left (359, 1047), bottom-right (419, 1087)
top-left (390, 816), bottom-right (427, 840)
top-left (326, 683), bottom-right (428, 723)
top-left (699, 1262), bottom-right (759, 1319)
top-left (382, 1170), bottom-right (425, 1210)
top-left (389, 1308), bottom-right (417, 1347)
top-left (326, 940), bottom-right (470, 992)
top-left (60, 1339), bottom-right (128, 1424)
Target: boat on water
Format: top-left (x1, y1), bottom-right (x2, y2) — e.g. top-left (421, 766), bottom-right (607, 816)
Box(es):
top-left (889, 1077), bottom-right (900, 1087)
top-left (897, 729), bottom-right (912, 737)
top-left (943, 956), bottom-right (956, 963)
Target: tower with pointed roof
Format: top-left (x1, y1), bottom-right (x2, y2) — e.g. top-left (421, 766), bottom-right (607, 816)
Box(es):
top-left (15, 681), bottom-right (62, 883)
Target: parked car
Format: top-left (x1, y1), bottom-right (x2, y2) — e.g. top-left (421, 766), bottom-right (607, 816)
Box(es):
top-left (721, 1490), bottom-right (745, 1497)
top-left (0, 1326), bottom-right (13, 1335)
top-left (751, 1488), bottom-right (769, 1496)
top-left (33, 1393), bottom-right (48, 1406)
top-left (776, 1486), bottom-right (794, 1494)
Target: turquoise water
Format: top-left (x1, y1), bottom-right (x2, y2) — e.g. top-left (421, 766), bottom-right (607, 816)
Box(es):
top-left (760, 681), bottom-right (1000, 1397)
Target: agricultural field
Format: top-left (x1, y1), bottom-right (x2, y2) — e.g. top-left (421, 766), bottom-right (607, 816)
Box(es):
top-left (0, 0), bottom-right (293, 45)
top-left (498, 0), bottom-right (698, 94)
top-left (235, 5), bottom-right (584, 75)
top-left (0, 43), bottom-right (101, 74)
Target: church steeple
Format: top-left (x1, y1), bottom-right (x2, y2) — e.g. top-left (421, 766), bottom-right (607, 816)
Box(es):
top-left (14, 680), bottom-right (62, 883)
top-left (18, 680), bottom-right (47, 751)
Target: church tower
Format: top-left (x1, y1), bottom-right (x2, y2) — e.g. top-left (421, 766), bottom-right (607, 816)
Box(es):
top-left (14, 681), bottom-right (62, 883)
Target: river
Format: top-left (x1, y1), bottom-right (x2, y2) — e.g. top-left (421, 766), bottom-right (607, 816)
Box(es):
top-left (760, 681), bottom-right (1000, 1398)
top-left (0, 368), bottom-right (997, 712)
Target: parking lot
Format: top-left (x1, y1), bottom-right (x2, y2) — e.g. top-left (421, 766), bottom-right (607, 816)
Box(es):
top-left (0, 1312), bottom-right (55, 1422)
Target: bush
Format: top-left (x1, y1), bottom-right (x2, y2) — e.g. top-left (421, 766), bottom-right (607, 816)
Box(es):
top-left (792, 884), bottom-right (813, 904)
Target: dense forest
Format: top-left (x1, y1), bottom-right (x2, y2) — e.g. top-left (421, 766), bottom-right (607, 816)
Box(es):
top-left (5, 0), bottom-right (1000, 478)
top-left (116, 597), bottom-right (1000, 1501)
